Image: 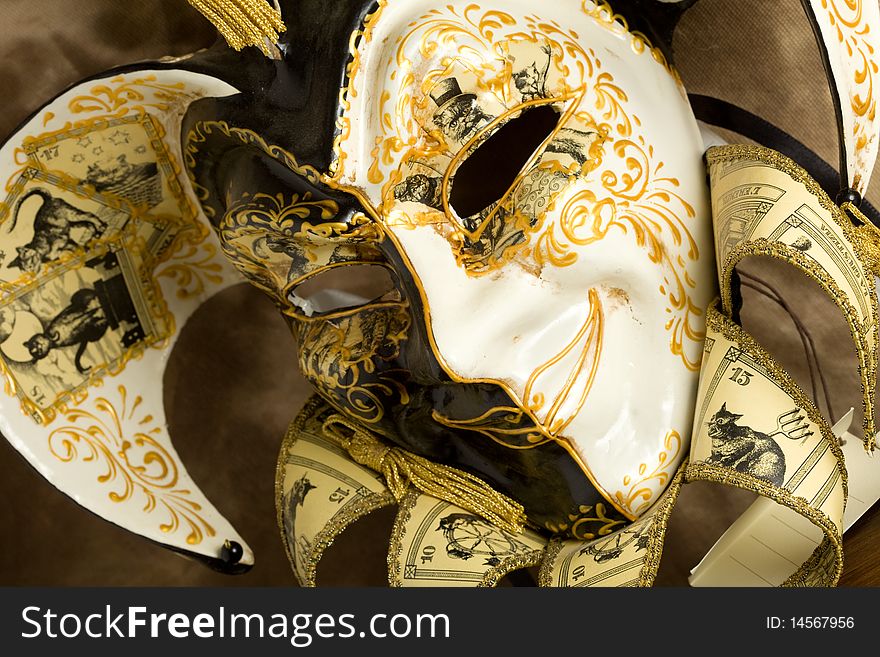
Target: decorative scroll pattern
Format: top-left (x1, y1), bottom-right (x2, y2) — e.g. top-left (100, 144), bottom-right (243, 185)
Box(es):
top-left (48, 385), bottom-right (216, 545)
top-left (806, 0), bottom-right (880, 194)
top-left (337, 1), bottom-right (707, 369)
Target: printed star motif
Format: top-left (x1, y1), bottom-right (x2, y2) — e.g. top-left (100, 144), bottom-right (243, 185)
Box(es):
top-left (76, 136), bottom-right (92, 148)
top-left (92, 146), bottom-right (104, 156)
top-left (134, 145), bottom-right (147, 155)
top-left (71, 153), bottom-right (85, 163)
top-left (107, 130), bottom-right (130, 146)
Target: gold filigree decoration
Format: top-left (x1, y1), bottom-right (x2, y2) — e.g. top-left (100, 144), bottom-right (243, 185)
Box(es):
top-left (295, 303), bottom-right (411, 424)
top-left (544, 501), bottom-right (626, 541)
top-left (820, 0), bottom-right (875, 119)
top-left (431, 405), bottom-right (551, 449)
top-left (155, 241), bottom-right (225, 299)
top-left (67, 75), bottom-right (193, 117)
top-left (614, 429), bottom-right (683, 516)
top-left (816, 0), bottom-right (878, 188)
top-left (184, 121), bottom-right (328, 220)
top-left (217, 191), bottom-right (384, 305)
top-left (331, 0), bottom-right (389, 179)
top-left (48, 385), bottom-right (216, 545)
top-left (359, 4), bottom-right (704, 368)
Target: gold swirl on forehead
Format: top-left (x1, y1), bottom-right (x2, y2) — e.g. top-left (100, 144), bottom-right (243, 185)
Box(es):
top-left (330, 0), bottom-right (679, 184)
top-left (579, 1), bottom-right (676, 77)
top-left (344, 2), bottom-right (705, 371)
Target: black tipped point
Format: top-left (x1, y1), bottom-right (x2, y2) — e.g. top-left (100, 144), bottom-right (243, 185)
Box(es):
top-left (220, 540), bottom-right (244, 565)
top-left (837, 187), bottom-right (862, 208)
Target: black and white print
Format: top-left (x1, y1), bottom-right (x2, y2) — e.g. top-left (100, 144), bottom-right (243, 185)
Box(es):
top-left (20, 114), bottom-right (194, 262)
top-left (0, 244), bottom-right (165, 418)
top-left (0, 172), bottom-right (129, 279)
top-left (392, 41), bottom-right (602, 272)
top-left (436, 512), bottom-right (522, 567)
top-left (578, 524), bottom-right (651, 564)
top-left (282, 472), bottom-right (317, 574)
top-left (706, 402), bottom-right (788, 487)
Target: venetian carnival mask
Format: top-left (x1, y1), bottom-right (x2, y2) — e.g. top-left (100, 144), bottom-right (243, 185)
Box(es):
top-left (2, 0), bottom-right (880, 587)
top-left (186, 0), bottom-right (716, 540)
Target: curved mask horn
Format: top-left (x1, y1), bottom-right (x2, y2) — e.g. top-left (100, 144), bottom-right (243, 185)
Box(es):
top-left (0, 64), bottom-right (256, 572)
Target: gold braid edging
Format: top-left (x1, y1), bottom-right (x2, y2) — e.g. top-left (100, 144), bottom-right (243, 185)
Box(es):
top-left (704, 306), bottom-right (849, 497)
top-left (685, 462), bottom-right (843, 586)
top-left (637, 462), bottom-right (687, 587)
top-left (707, 144), bottom-right (880, 448)
top-left (275, 398), bottom-right (396, 587)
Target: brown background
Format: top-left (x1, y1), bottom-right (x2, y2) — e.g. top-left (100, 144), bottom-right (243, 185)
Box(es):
top-left (0, 0), bottom-right (877, 586)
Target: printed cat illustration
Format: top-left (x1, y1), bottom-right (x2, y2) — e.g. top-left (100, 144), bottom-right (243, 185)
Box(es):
top-left (4, 188), bottom-right (107, 272)
top-left (707, 403), bottom-right (786, 487)
top-left (24, 288), bottom-right (109, 374)
top-left (282, 474), bottom-right (316, 551)
top-left (512, 44), bottom-right (552, 100)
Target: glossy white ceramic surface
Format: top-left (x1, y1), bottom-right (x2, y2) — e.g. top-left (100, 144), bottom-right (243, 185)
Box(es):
top-left (0, 69), bottom-right (252, 565)
top-left (336, 0), bottom-right (716, 517)
top-left (806, 0), bottom-right (880, 197)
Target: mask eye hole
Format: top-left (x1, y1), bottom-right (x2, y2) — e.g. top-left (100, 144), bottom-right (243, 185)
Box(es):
top-left (288, 264), bottom-right (398, 317)
top-left (450, 104), bottom-right (560, 218)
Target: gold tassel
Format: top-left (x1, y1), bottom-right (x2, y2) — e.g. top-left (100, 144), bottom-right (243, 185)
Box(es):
top-left (187, 0), bottom-right (286, 55)
top-left (322, 414), bottom-right (527, 534)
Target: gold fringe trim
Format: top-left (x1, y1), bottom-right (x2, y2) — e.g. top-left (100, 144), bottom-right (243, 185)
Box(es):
top-left (844, 200), bottom-right (880, 277)
top-left (187, 0), bottom-right (286, 54)
top-left (322, 414), bottom-right (527, 534)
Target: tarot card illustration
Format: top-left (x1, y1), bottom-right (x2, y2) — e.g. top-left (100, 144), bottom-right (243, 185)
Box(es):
top-left (0, 170), bottom-right (130, 281)
top-left (5, 113), bottom-right (198, 264)
top-left (0, 238), bottom-right (170, 423)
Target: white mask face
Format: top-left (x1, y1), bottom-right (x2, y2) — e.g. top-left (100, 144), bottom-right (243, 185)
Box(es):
top-left (333, 0), bottom-right (716, 519)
